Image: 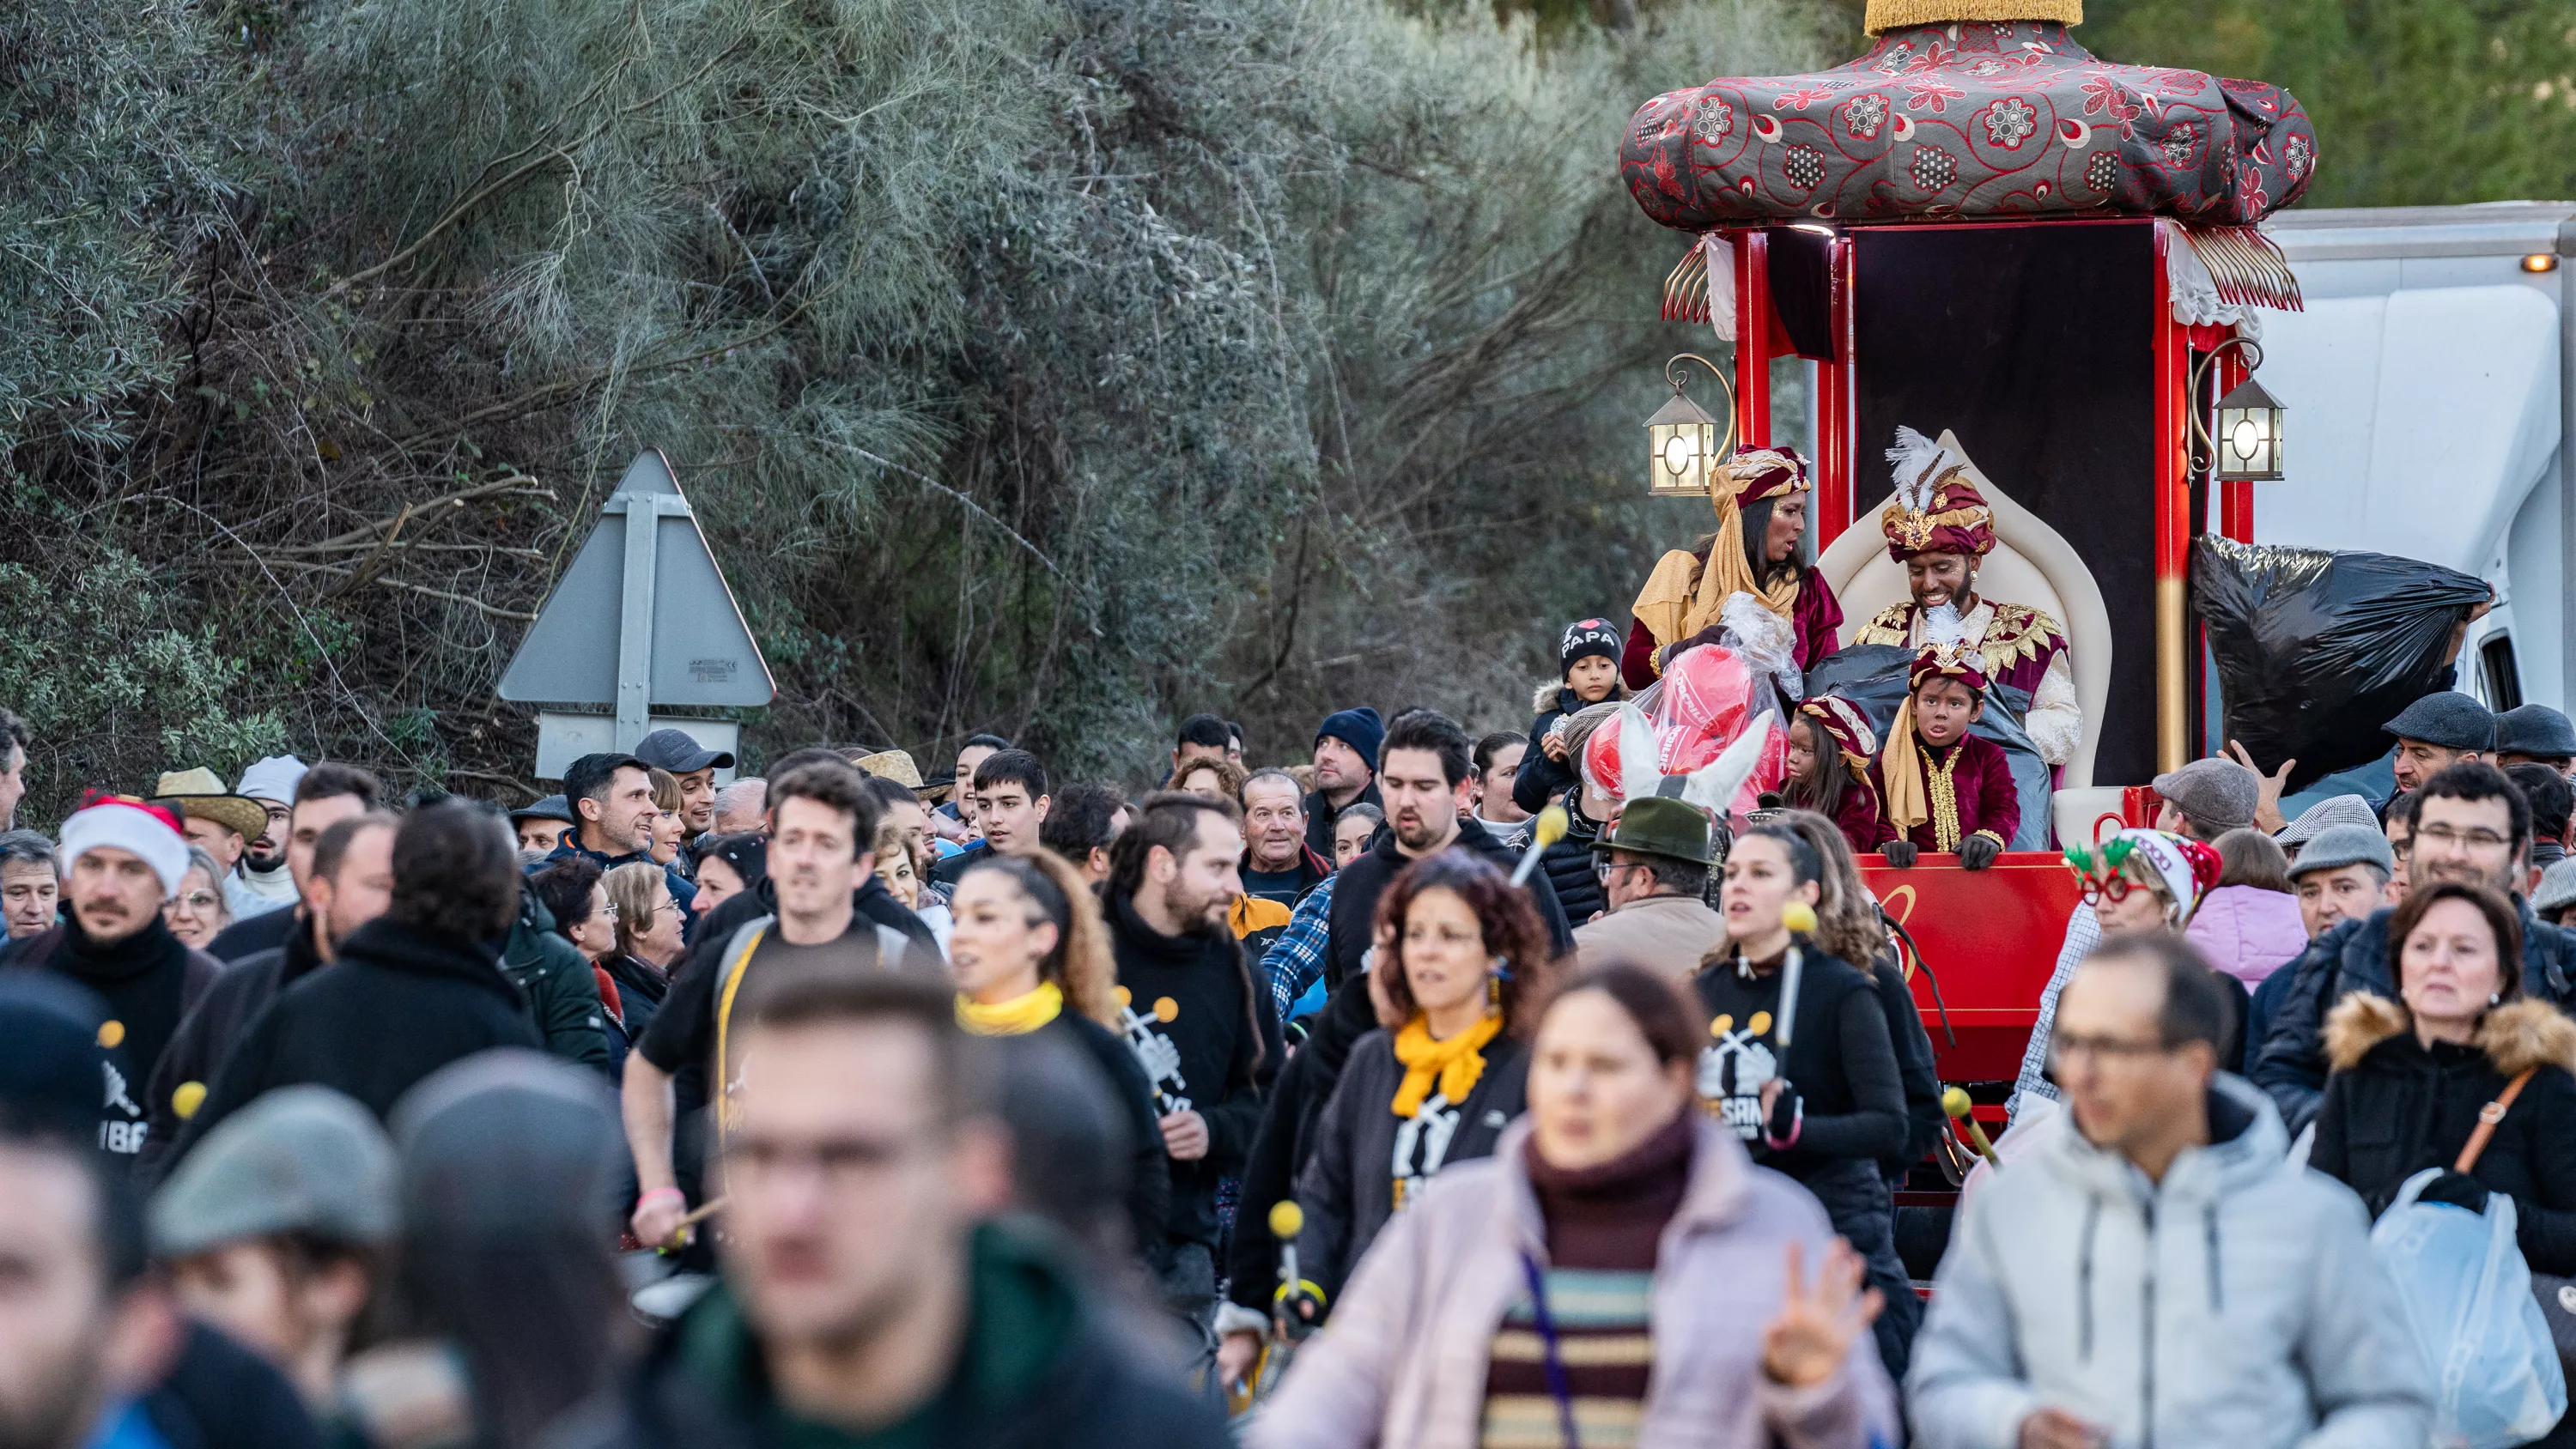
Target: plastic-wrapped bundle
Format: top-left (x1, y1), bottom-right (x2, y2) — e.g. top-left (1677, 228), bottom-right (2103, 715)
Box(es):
top-left (1583, 643), bottom-right (1787, 818)
top-left (2192, 539), bottom-right (2492, 792)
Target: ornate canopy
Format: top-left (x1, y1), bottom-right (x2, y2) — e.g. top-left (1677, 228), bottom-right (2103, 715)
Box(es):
top-left (1620, 19), bottom-right (2316, 229)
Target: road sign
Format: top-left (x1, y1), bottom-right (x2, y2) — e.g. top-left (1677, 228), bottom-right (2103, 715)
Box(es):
top-left (498, 451), bottom-right (775, 751)
top-left (532, 713), bottom-right (740, 784)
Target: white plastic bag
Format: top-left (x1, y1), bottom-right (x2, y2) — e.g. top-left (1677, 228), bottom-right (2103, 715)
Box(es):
top-left (2371, 1167), bottom-right (2567, 1449)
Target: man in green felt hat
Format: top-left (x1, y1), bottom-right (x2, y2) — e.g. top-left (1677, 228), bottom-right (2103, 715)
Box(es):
top-left (1571, 796), bottom-right (1727, 983)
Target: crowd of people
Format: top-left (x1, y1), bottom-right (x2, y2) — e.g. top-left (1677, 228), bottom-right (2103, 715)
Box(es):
top-left (9, 427), bottom-right (2576, 1449)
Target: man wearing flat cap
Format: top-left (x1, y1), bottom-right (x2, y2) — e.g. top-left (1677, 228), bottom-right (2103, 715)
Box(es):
top-left (2384, 689), bottom-right (2494, 796)
top-left (1571, 798), bottom-right (1727, 982)
top-left (2148, 757), bottom-right (2259, 843)
top-left (631, 726), bottom-right (734, 842)
top-left (2497, 703), bottom-right (2576, 779)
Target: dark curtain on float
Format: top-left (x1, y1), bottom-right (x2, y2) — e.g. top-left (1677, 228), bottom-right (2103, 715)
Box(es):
top-left (1851, 220), bottom-right (2160, 790)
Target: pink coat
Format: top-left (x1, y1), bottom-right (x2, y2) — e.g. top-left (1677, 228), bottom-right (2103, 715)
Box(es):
top-left (1247, 1114), bottom-right (1896, 1449)
top-left (2186, 884), bottom-right (2311, 986)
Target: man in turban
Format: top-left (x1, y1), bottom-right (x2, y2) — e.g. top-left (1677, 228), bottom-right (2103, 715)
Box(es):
top-left (1850, 427), bottom-right (2081, 769)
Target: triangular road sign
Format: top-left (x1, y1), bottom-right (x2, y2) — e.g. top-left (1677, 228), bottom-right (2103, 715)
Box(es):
top-left (498, 451), bottom-right (775, 712)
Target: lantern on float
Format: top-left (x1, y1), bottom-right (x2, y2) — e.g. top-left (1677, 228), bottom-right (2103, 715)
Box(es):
top-left (1645, 354), bottom-right (1735, 498)
top-left (2213, 373), bottom-right (2285, 482)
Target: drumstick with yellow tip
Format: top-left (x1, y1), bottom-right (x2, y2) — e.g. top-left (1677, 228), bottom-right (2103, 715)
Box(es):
top-left (1510, 805), bottom-right (1569, 888)
top-left (1942, 1087), bottom-right (2002, 1167)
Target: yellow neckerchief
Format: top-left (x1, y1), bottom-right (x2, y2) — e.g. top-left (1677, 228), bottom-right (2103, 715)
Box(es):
top-left (1631, 482), bottom-right (1808, 651)
top-left (1389, 1010), bottom-right (1504, 1119)
top-left (956, 980), bottom-right (1064, 1036)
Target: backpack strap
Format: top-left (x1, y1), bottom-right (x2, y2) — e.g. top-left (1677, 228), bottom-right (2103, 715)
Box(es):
top-left (2454, 1068), bottom-right (2538, 1174)
top-left (711, 916), bottom-right (774, 1135)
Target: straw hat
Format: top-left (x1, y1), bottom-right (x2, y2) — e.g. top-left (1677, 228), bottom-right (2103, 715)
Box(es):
top-left (852, 749), bottom-right (929, 791)
top-left (152, 769), bottom-right (270, 841)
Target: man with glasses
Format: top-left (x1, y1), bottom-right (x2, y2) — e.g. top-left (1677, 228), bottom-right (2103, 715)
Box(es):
top-left (567, 965), bottom-right (1224, 1447)
top-left (2252, 761), bottom-right (2576, 1131)
top-left (1913, 933), bottom-right (2428, 1449)
top-left (1571, 797), bottom-right (1725, 981)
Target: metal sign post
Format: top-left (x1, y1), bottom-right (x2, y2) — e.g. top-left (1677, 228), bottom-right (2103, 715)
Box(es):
top-left (500, 451), bottom-right (775, 773)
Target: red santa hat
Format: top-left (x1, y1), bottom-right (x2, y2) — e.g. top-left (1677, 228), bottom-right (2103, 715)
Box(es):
top-left (59, 793), bottom-right (192, 899)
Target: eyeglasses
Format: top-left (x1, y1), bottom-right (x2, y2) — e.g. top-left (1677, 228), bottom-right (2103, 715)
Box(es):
top-left (2414, 824), bottom-right (2511, 852)
top-left (167, 892), bottom-right (222, 912)
top-left (721, 1130), bottom-right (939, 1185)
top-left (2047, 1032), bottom-right (2176, 1070)
top-left (2075, 875), bottom-right (2135, 906)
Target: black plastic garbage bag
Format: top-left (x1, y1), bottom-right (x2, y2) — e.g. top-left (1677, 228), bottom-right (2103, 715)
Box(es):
top-left (1804, 644), bottom-right (2054, 850)
top-left (2191, 537), bottom-right (2490, 793)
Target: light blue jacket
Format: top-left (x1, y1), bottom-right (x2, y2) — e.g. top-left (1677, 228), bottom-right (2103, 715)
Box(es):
top-left (1909, 1075), bottom-right (2431, 1449)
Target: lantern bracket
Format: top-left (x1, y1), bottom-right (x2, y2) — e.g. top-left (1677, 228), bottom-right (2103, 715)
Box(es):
top-left (2187, 336), bottom-right (2273, 478)
top-left (1664, 352), bottom-right (1740, 459)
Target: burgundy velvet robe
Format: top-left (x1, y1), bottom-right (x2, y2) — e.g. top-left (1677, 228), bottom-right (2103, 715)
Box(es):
top-left (1870, 733), bottom-right (2020, 855)
top-left (1620, 567), bottom-right (1844, 692)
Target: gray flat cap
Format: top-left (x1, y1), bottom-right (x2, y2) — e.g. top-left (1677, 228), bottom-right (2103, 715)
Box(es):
top-left (2385, 691), bottom-right (2496, 752)
top-left (2536, 858), bottom-right (2576, 916)
top-left (2276, 793), bottom-right (2380, 848)
top-left (2287, 823), bottom-right (2397, 882)
top-left (2497, 705), bottom-right (2576, 761)
top-left (151, 1086), bottom-right (398, 1256)
top-left (2151, 757), bottom-right (2260, 833)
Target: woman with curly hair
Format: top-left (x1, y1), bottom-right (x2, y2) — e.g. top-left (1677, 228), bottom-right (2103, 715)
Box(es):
top-left (949, 848), bottom-right (1167, 1258)
top-left (1287, 852), bottom-right (1551, 1314)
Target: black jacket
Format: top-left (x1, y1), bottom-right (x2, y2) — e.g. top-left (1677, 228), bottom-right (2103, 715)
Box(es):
top-left (204, 904), bottom-right (298, 963)
top-left (1868, 949), bottom-right (1948, 1179)
top-left (2256, 895), bottom-right (2576, 1131)
top-left (1103, 894), bottom-right (1281, 1252)
top-left (1692, 942), bottom-right (1906, 1180)
top-left (167, 919), bottom-right (542, 1167)
top-left (1292, 1028), bottom-right (1528, 1304)
top-left (1224, 976), bottom-right (1378, 1319)
top-left (1511, 682), bottom-right (1589, 815)
top-left (1300, 780), bottom-right (1383, 863)
top-left (1530, 803), bottom-right (1607, 927)
top-left (5, 917), bottom-right (222, 1161)
top-left (2311, 994), bottom-right (2576, 1275)
top-left (1323, 817), bottom-right (1572, 991)
top-left (542, 1224), bottom-right (1226, 1449)
top-left (142, 919), bottom-right (328, 1177)
top-left (143, 1320), bottom-right (322, 1449)
top-left (501, 883), bottom-right (611, 1071)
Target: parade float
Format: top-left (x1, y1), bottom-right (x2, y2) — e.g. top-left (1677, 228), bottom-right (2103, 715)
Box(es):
top-left (1611, 0), bottom-right (2421, 1168)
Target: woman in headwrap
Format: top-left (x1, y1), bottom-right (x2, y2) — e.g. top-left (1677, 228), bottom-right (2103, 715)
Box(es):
top-left (1623, 444), bottom-right (1844, 689)
top-left (1783, 695), bottom-right (1894, 857)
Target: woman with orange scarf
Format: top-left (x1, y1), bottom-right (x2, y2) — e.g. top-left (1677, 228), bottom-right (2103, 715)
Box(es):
top-left (1281, 852), bottom-right (1550, 1316)
top-left (1622, 444), bottom-right (1844, 689)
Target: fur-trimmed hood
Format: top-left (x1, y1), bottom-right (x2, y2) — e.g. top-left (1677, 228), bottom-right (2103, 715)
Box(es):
top-left (1534, 680), bottom-right (1573, 715)
top-left (2324, 992), bottom-right (2576, 1078)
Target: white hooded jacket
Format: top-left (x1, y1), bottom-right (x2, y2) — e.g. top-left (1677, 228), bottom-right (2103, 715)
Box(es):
top-left (1908, 1074), bottom-right (2430, 1449)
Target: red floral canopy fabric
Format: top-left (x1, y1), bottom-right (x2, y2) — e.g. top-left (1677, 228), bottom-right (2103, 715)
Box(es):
top-left (1621, 21), bottom-right (2316, 230)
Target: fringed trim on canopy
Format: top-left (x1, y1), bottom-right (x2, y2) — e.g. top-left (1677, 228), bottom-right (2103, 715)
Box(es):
top-left (1662, 235), bottom-right (1737, 340)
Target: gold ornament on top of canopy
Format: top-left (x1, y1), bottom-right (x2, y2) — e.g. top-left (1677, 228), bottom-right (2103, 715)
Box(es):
top-left (1645, 354), bottom-right (1735, 500)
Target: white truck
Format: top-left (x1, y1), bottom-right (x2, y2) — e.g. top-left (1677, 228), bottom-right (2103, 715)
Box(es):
top-left (2255, 202), bottom-right (2576, 716)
